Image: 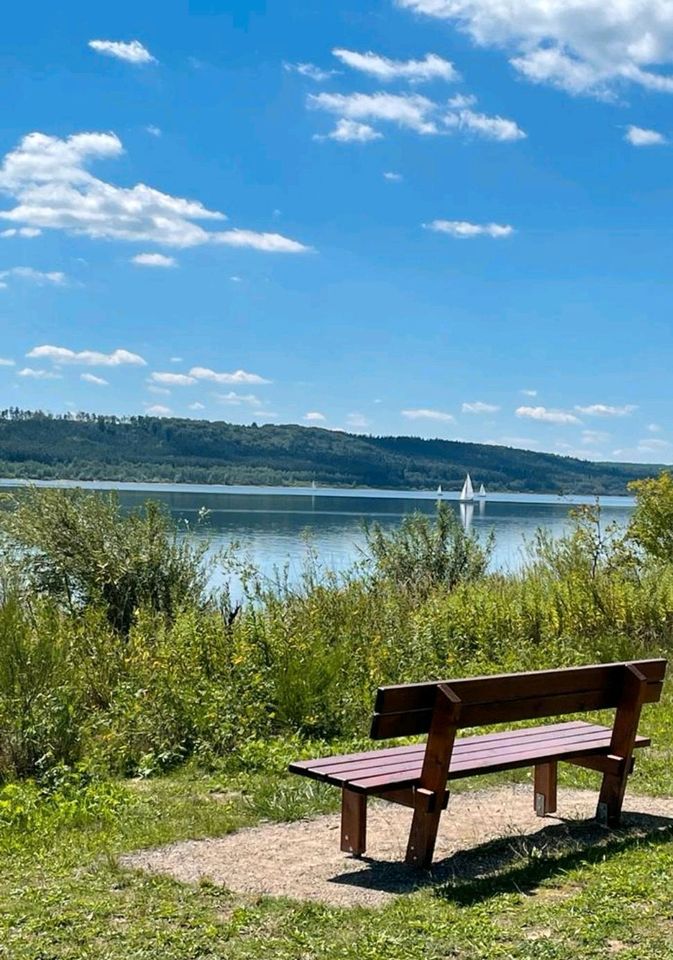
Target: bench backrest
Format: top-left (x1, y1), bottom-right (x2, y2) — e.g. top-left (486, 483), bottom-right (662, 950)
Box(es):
top-left (370, 659), bottom-right (667, 739)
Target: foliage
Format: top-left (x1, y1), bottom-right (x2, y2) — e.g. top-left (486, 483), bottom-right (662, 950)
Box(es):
top-left (0, 406), bottom-right (664, 493)
top-left (0, 486), bottom-right (209, 633)
top-left (629, 470), bottom-right (673, 562)
top-left (363, 500), bottom-right (493, 596)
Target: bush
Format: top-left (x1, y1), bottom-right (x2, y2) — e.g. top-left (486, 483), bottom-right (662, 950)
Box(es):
top-left (0, 487), bottom-right (209, 633)
top-left (363, 501), bottom-right (493, 597)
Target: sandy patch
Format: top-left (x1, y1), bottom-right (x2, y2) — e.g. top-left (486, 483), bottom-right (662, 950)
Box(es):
top-left (121, 785), bottom-right (673, 908)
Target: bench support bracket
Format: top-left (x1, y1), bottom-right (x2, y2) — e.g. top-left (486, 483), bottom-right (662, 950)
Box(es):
top-left (597, 665), bottom-right (647, 827)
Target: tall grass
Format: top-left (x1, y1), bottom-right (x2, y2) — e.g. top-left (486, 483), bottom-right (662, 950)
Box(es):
top-left (0, 485), bottom-right (672, 782)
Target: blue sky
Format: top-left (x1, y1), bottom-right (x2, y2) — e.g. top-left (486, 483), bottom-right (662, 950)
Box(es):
top-left (1, 0), bottom-right (673, 463)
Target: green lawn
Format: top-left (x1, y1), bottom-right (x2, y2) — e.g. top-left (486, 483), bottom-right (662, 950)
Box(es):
top-left (3, 703), bottom-right (673, 960)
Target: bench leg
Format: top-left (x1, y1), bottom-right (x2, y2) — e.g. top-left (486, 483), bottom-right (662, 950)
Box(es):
top-left (534, 761), bottom-right (558, 816)
top-left (341, 788), bottom-right (367, 855)
top-left (596, 769), bottom-right (628, 827)
top-left (405, 793), bottom-right (444, 869)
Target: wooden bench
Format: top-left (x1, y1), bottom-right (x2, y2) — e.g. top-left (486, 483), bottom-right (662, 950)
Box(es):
top-left (289, 659), bottom-right (667, 868)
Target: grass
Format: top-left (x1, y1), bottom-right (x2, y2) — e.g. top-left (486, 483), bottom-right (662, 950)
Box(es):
top-left (3, 697), bottom-right (673, 960)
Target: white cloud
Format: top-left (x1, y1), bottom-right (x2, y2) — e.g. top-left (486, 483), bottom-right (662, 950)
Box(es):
top-left (284, 61), bottom-right (337, 82)
top-left (462, 400), bottom-right (500, 414)
top-left (169, 356), bottom-right (183, 363)
top-left (383, 171), bottom-right (403, 181)
top-left (309, 91), bottom-right (439, 134)
top-left (216, 391), bottom-right (262, 406)
top-left (89, 39), bottom-right (156, 64)
top-left (346, 412), bottom-right (371, 429)
top-left (520, 388), bottom-right (537, 397)
top-left (1, 227), bottom-right (41, 238)
top-left (304, 411), bottom-right (326, 421)
top-left (147, 385), bottom-right (170, 396)
top-left (315, 119), bottom-right (383, 142)
top-left (145, 125), bottom-right (162, 137)
top-left (0, 358), bottom-right (15, 366)
top-left (648, 423), bottom-right (662, 433)
top-left (188, 402), bottom-right (205, 411)
top-left (581, 429), bottom-right (610, 444)
top-left (332, 49), bottom-right (458, 83)
top-left (212, 229), bottom-right (310, 253)
top-left (150, 371), bottom-right (196, 386)
top-left (574, 403), bottom-right (637, 417)
top-left (397, 0), bottom-right (673, 98)
top-left (230, 275), bottom-right (243, 282)
top-left (189, 366), bottom-right (271, 385)
top-left (637, 437), bottom-right (673, 452)
top-left (0, 266), bottom-right (67, 285)
top-left (132, 252), bottom-right (177, 268)
top-left (624, 124), bottom-right (667, 146)
top-left (17, 367), bottom-right (61, 379)
top-left (81, 373), bottom-right (108, 386)
top-left (401, 407), bottom-right (455, 422)
top-left (444, 105), bottom-right (526, 140)
top-left (0, 132), bottom-right (308, 252)
top-left (424, 219), bottom-right (514, 238)
top-left (27, 345), bottom-right (147, 366)
top-left (144, 404), bottom-right (171, 416)
top-left (516, 405), bottom-right (580, 424)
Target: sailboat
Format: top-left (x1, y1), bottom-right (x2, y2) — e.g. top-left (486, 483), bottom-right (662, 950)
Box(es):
top-left (477, 483), bottom-right (486, 499)
top-left (437, 484), bottom-right (443, 497)
top-left (459, 473), bottom-right (474, 503)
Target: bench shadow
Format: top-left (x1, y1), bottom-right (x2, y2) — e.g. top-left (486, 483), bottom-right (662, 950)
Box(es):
top-left (328, 812), bottom-right (673, 903)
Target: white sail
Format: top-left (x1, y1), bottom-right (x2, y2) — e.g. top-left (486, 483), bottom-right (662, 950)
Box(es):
top-left (437, 484), bottom-right (443, 496)
top-left (478, 483), bottom-right (486, 497)
top-left (460, 473), bottom-right (474, 502)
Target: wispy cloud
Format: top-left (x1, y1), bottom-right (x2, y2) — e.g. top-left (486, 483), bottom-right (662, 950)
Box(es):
top-left (81, 373), bottom-right (108, 386)
top-left (144, 404), bottom-right (171, 416)
top-left (309, 91), bottom-right (439, 135)
top-left (445, 95), bottom-right (526, 140)
top-left (332, 49), bottom-right (458, 83)
top-left (0, 358), bottom-right (15, 367)
top-left (89, 39), bottom-right (156, 64)
top-left (188, 402), bottom-right (205, 411)
top-left (216, 391), bottom-right (262, 406)
top-left (401, 407), bottom-right (455, 422)
top-left (314, 119), bottom-right (383, 142)
top-left (132, 252), bottom-right (177, 268)
top-left (574, 403), bottom-right (637, 417)
top-left (520, 388), bottom-right (537, 397)
top-left (424, 220), bottom-right (514, 238)
top-left (0, 132), bottom-right (309, 252)
top-left (462, 400), bottom-right (500, 414)
top-left (383, 171), bottom-right (403, 181)
top-left (0, 227), bottom-right (41, 238)
top-left (0, 266), bottom-right (67, 285)
top-left (27, 345), bottom-right (146, 366)
top-left (189, 366), bottom-right (271, 385)
top-left (150, 372), bottom-right (196, 386)
top-left (624, 125), bottom-right (667, 146)
top-left (516, 405), bottom-right (580, 424)
top-left (303, 411), bottom-right (326, 422)
top-left (145, 125), bottom-right (162, 137)
top-left (283, 61), bottom-right (337, 82)
top-left (17, 367), bottom-right (61, 379)
top-left (346, 412), bottom-right (371, 429)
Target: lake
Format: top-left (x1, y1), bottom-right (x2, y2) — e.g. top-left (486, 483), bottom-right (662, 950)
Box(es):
top-left (0, 479), bottom-right (635, 596)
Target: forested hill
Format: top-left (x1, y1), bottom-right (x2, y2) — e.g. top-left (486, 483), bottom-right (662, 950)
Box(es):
top-left (0, 410), bottom-right (663, 494)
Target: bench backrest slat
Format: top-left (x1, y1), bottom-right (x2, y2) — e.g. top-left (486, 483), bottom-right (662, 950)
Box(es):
top-left (370, 659), bottom-right (666, 739)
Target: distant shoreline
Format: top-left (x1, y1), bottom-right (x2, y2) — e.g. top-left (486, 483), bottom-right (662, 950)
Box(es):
top-left (0, 477), bottom-right (637, 506)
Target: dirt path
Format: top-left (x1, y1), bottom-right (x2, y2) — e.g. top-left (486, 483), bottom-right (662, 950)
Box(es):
top-left (122, 785), bottom-right (673, 908)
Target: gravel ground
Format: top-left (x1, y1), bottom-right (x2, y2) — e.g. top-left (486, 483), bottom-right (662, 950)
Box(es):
top-left (121, 785), bottom-right (673, 908)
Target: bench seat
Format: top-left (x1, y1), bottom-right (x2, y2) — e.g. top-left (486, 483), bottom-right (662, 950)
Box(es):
top-left (290, 720), bottom-right (650, 795)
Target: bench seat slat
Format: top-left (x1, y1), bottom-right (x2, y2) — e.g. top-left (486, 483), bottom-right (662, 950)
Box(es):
top-left (289, 720), bottom-right (592, 774)
top-left (289, 721), bottom-right (650, 795)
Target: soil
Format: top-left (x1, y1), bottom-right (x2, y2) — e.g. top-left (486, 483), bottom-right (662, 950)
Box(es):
top-left (121, 785), bottom-right (673, 908)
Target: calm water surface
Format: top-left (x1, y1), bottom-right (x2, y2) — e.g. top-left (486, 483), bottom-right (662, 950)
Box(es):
top-left (0, 480), bottom-right (636, 595)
